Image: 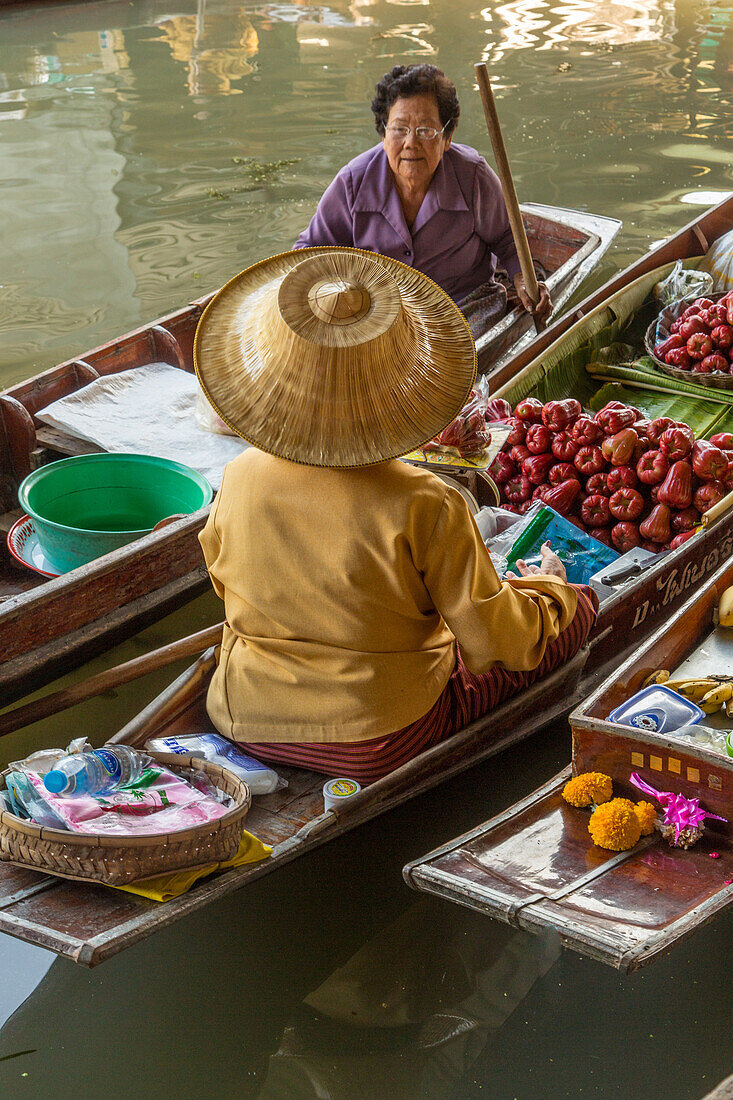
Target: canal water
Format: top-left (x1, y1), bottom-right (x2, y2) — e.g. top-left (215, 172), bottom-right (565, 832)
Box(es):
top-left (0, 0), bottom-right (732, 1095)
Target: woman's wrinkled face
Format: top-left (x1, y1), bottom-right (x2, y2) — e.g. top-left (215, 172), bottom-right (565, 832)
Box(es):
top-left (382, 93), bottom-right (452, 191)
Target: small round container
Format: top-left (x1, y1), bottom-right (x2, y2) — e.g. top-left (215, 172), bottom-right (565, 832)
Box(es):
top-left (323, 777), bottom-right (361, 812)
top-left (18, 453), bottom-right (212, 573)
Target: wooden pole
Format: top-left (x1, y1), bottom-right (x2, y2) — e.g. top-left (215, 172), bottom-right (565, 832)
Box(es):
top-left (701, 489), bottom-right (733, 527)
top-left (474, 62), bottom-right (545, 333)
top-left (0, 622), bottom-right (224, 737)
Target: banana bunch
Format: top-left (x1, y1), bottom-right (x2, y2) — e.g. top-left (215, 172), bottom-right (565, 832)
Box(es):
top-left (641, 668), bottom-right (733, 714)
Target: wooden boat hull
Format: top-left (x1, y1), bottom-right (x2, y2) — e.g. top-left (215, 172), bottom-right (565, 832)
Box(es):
top-left (0, 645), bottom-right (588, 965)
top-left (0, 204), bottom-right (618, 704)
top-left (404, 557), bottom-right (733, 972)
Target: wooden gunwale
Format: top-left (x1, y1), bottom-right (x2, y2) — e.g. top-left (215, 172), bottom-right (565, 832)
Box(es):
top-left (403, 556), bottom-right (733, 971)
top-left (0, 204), bottom-right (617, 703)
top-left (488, 195), bottom-right (733, 393)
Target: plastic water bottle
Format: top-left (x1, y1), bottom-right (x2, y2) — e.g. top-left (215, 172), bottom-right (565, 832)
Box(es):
top-left (43, 746), bottom-right (144, 797)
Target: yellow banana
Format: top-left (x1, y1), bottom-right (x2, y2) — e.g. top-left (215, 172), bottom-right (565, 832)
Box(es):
top-left (641, 670), bottom-right (670, 688)
top-left (700, 682), bottom-right (733, 713)
top-left (725, 697), bottom-right (733, 719)
top-left (718, 586), bottom-right (733, 628)
top-left (666, 678), bottom-right (720, 701)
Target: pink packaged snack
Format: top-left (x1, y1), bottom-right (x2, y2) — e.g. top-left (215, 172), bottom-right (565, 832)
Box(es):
top-left (23, 762), bottom-right (229, 836)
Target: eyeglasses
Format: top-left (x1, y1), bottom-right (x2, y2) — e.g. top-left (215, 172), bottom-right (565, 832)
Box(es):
top-left (383, 120), bottom-right (453, 142)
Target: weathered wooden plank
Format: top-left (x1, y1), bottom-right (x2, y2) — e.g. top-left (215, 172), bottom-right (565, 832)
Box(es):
top-left (0, 568), bottom-right (208, 703)
top-left (0, 864), bottom-right (56, 907)
top-left (34, 426), bottom-right (105, 458)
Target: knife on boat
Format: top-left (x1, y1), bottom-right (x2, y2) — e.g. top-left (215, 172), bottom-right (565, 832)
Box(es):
top-left (599, 548), bottom-right (673, 587)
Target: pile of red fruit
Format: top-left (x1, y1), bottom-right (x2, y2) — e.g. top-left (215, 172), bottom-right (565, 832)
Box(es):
top-left (489, 397), bottom-right (733, 553)
top-left (654, 293), bottom-right (733, 374)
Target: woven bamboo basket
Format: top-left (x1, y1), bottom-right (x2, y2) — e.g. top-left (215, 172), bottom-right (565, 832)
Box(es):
top-left (644, 293), bottom-right (733, 390)
top-left (0, 754), bottom-right (251, 886)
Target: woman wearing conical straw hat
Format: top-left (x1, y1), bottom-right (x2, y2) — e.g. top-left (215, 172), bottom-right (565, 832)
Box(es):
top-left (195, 247), bottom-right (595, 782)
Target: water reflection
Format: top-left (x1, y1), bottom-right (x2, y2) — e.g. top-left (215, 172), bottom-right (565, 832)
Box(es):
top-left (258, 905), bottom-right (559, 1098)
top-left (370, 22), bottom-right (436, 56)
top-left (1, 0), bottom-right (731, 378)
top-left (156, 1), bottom-right (259, 95)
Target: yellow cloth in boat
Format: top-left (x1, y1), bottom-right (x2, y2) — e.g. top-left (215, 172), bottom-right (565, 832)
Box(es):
top-left (114, 830), bottom-right (272, 902)
top-left (198, 449), bottom-right (578, 743)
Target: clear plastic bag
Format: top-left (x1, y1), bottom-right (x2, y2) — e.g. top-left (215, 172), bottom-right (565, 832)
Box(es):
top-left (501, 505), bottom-right (618, 585)
top-left (10, 736), bottom-right (92, 777)
top-left (476, 505), bottom-right (524, 575)
top-left (5, 772), bottom-right (70, 829)
top-left (423, 376), bottom-right (493, 460)
top-left (653, 260), bottom-right (714, 307)
top-left (698, 229), bottom-right (733, 292)
top-left (195, 389), bottom-right (239, 437)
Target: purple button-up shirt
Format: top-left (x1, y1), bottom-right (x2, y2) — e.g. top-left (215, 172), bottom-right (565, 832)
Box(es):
top-left (294, 142), bottom-right (520, 303)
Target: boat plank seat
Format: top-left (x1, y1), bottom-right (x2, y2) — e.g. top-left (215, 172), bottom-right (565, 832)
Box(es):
top-left (524, 211), bottom-right (589, 270)
top-left (82, 324), bottom-right (188, 380)
top-left (10, 326), bottom-right (186, 424)
top-left (33, 426), bottom-right (105, 460)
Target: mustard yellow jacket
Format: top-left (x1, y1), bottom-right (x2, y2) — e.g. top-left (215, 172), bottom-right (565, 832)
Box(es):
top-left (199, 449), bottom-right (577, 743)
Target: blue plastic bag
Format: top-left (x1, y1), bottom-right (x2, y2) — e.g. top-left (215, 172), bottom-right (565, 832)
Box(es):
top-left (505, 506), bottom-right (618, 586)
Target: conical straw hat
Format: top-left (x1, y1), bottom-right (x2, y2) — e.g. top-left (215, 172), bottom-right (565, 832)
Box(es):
top-left (194, 246), bottom-right (477, 468)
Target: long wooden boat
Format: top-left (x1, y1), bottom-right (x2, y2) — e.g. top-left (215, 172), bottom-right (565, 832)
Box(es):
top-left (0, 203), bottom-right (618, 705)
top-left (0, 644), bottom-right (589, 965)
top-left (404, 556), bottom-right (733, 972)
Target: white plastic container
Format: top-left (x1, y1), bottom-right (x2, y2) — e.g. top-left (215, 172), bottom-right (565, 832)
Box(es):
top-left (145, 734), bottom-right (286, 796)
top-left (323, 778), bottom-right (361, 812)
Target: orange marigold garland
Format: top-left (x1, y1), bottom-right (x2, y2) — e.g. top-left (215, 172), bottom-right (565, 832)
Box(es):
top-left (562, 772), bottom-right (613, 808)
top-left (562, 774), bottom-right (671, 851)
top-left (633, 800), bottom-right (658, 836)
top-left (588, 798), bottom-right (642, 851)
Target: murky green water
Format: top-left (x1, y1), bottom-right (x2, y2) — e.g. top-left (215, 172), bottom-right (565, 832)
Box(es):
top-left (0, 0), bottom-right (732, 1095)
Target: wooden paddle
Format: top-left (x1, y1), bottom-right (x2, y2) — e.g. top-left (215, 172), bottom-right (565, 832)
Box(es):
top-left (0, 621), bottom-right (224, 738)
top-left (474, 62), bottom-right (546, 333)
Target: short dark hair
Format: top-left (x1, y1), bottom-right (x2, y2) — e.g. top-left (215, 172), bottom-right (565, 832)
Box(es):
top-left (371, 65), bottom-right (460, 136)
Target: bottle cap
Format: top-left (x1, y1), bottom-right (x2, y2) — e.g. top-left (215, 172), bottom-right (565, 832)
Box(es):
top-left (323, 777), bottom-right (361, 812)
top-left (43, 771), bottom-right (67, 794)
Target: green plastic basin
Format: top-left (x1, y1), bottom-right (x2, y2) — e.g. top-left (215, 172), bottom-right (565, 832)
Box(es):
top-left (18, 453), bottom-right (213, 573)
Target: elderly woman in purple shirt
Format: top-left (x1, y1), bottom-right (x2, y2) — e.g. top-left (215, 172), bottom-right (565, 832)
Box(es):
top-left (294, 64), bottom-right (551, 333)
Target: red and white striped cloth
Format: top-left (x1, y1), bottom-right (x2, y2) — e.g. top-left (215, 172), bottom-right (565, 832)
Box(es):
top-left (241, 585), bottom-right (597, 784)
